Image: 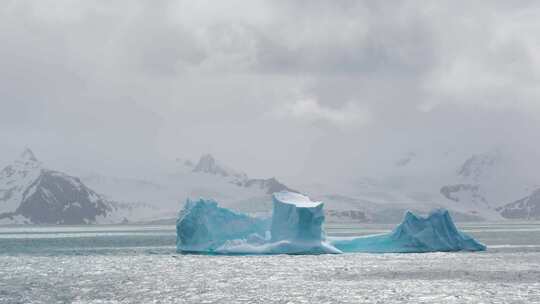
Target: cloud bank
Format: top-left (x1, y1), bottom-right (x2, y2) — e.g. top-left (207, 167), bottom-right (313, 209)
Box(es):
top-left (1, 0), bottom-right (539, 183)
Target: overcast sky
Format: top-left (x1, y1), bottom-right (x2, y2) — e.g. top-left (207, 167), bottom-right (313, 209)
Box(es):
top-left (1, 1), bottom-right (539, 182)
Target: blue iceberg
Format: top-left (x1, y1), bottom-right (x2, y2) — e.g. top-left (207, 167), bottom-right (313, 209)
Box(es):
top-left (330, 209), bottom-right (487, 253)
top-left (176, 192), bottom-right (340, 254)
top-left (176, 192), bottom-right (486, 254)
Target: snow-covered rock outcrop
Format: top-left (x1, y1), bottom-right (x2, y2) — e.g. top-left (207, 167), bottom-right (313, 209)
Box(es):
top-left (497, 189), bottom-right (540, 220)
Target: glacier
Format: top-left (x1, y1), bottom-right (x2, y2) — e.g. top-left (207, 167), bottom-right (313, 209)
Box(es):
top-left (176, 191), bottom-right (486, 254)
top-left (330, 209), bottom-right (487, 253)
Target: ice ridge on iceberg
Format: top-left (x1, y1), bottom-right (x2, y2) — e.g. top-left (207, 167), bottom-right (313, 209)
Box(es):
top-left (330, 209), bottom-right (487, 253)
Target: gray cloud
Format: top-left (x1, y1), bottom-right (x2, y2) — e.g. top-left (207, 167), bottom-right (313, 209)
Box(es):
top-left (1, 0), bottom-right (539, 182)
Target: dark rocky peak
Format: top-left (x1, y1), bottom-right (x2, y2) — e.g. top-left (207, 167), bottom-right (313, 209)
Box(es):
top-left (244, 177), bottom-right (296, 194)
top-left (192, 154), bottom-right (245, 179)
top-left (458, 149), bottom-right (503, 182)
top-left (20, 148), bottom-right (38, 162)
top-left (193, 154), bottom-right (223, 174)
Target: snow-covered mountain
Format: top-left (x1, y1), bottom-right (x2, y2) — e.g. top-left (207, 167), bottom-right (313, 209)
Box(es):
top-left (497, 188), bottom-right (540, 220)
top-left (192, 154), bottom-right (247, 181)
top-left (189, 154), bottom-right (294, 194)
top-left (298, 147), bottom-right (538, 222)
top-left (80, 154), bottom-right (295, 221)
top-left (440, 149), bottom-right (537, 220)
top-left (0, 149), bottom-right (154, 224)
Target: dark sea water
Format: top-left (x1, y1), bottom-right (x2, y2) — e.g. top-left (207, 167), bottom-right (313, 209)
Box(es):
top-left (1, 222), bottom-right (539, 303)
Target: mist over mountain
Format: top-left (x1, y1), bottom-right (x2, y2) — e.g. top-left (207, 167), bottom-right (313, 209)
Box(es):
top-left (2, 145), bottom-right (538, 224)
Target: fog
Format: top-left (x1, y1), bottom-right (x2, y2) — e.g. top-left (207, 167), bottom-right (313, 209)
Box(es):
top-left (2, 0), bottom-right (539, 185)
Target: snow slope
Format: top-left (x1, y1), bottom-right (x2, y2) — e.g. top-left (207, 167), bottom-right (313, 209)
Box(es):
top-left (82, 154), bottom-right (295, 220)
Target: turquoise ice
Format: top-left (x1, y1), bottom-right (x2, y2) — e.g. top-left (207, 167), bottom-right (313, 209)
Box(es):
top-left (330, 209), bottom-right (487, 253)
top-left (176, 191), bottom-right (486, 254)
top-left (176, 198), bottom-right (269, 253)
top-left (176, 192), bottom-right (340, 254)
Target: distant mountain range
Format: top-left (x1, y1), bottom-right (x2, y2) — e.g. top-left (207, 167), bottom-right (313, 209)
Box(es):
top-left (303, 148), bottom-right (540, 223)
top-left (0, 150), bottom-right (295, 224)
top-left (0, 148), bottom-right (538, 225)
top-left (189, 154), bottom-right (294, 194)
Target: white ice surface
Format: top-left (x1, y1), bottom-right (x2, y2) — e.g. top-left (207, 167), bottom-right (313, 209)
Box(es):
top-left (272, 191), bottom-right (322, 208)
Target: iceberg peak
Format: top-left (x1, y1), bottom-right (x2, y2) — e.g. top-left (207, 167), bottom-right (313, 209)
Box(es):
top-left (20, 148), bottom-right (38, 162)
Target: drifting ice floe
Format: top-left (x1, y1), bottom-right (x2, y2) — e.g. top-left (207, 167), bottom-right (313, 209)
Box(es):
top-left (176, 191), bottom-right (486, 254)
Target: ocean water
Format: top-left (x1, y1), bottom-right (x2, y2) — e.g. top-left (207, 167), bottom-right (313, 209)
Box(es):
top-left (1, 222), bottom-right (540, 303)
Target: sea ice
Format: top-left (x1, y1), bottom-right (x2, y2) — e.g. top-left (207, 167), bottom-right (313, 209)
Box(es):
top-left (330, 209), bottom-right (487, 253)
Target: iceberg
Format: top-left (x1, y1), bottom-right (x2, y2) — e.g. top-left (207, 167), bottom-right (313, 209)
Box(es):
top-left (176, 192), bottom-right (486, 254)
top-left (176, 192), bottom-right (340, 254)
top-left (330, 209), bottom-right (487, 253)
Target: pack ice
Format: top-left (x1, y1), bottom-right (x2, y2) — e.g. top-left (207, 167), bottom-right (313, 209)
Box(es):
top-left (176, 191), bottom-right (486, 254)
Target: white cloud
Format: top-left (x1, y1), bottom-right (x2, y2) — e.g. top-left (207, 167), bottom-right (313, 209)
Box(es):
top-left (273, 96), bottom-right (372, 129)
top-left (418, 2), bottom-right (540, 113)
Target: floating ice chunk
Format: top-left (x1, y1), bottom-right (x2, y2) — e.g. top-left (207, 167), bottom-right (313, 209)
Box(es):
top-left (330, 209), bottom-right (487, 253)
top-left (176, 198), bottom-right (269, 253)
